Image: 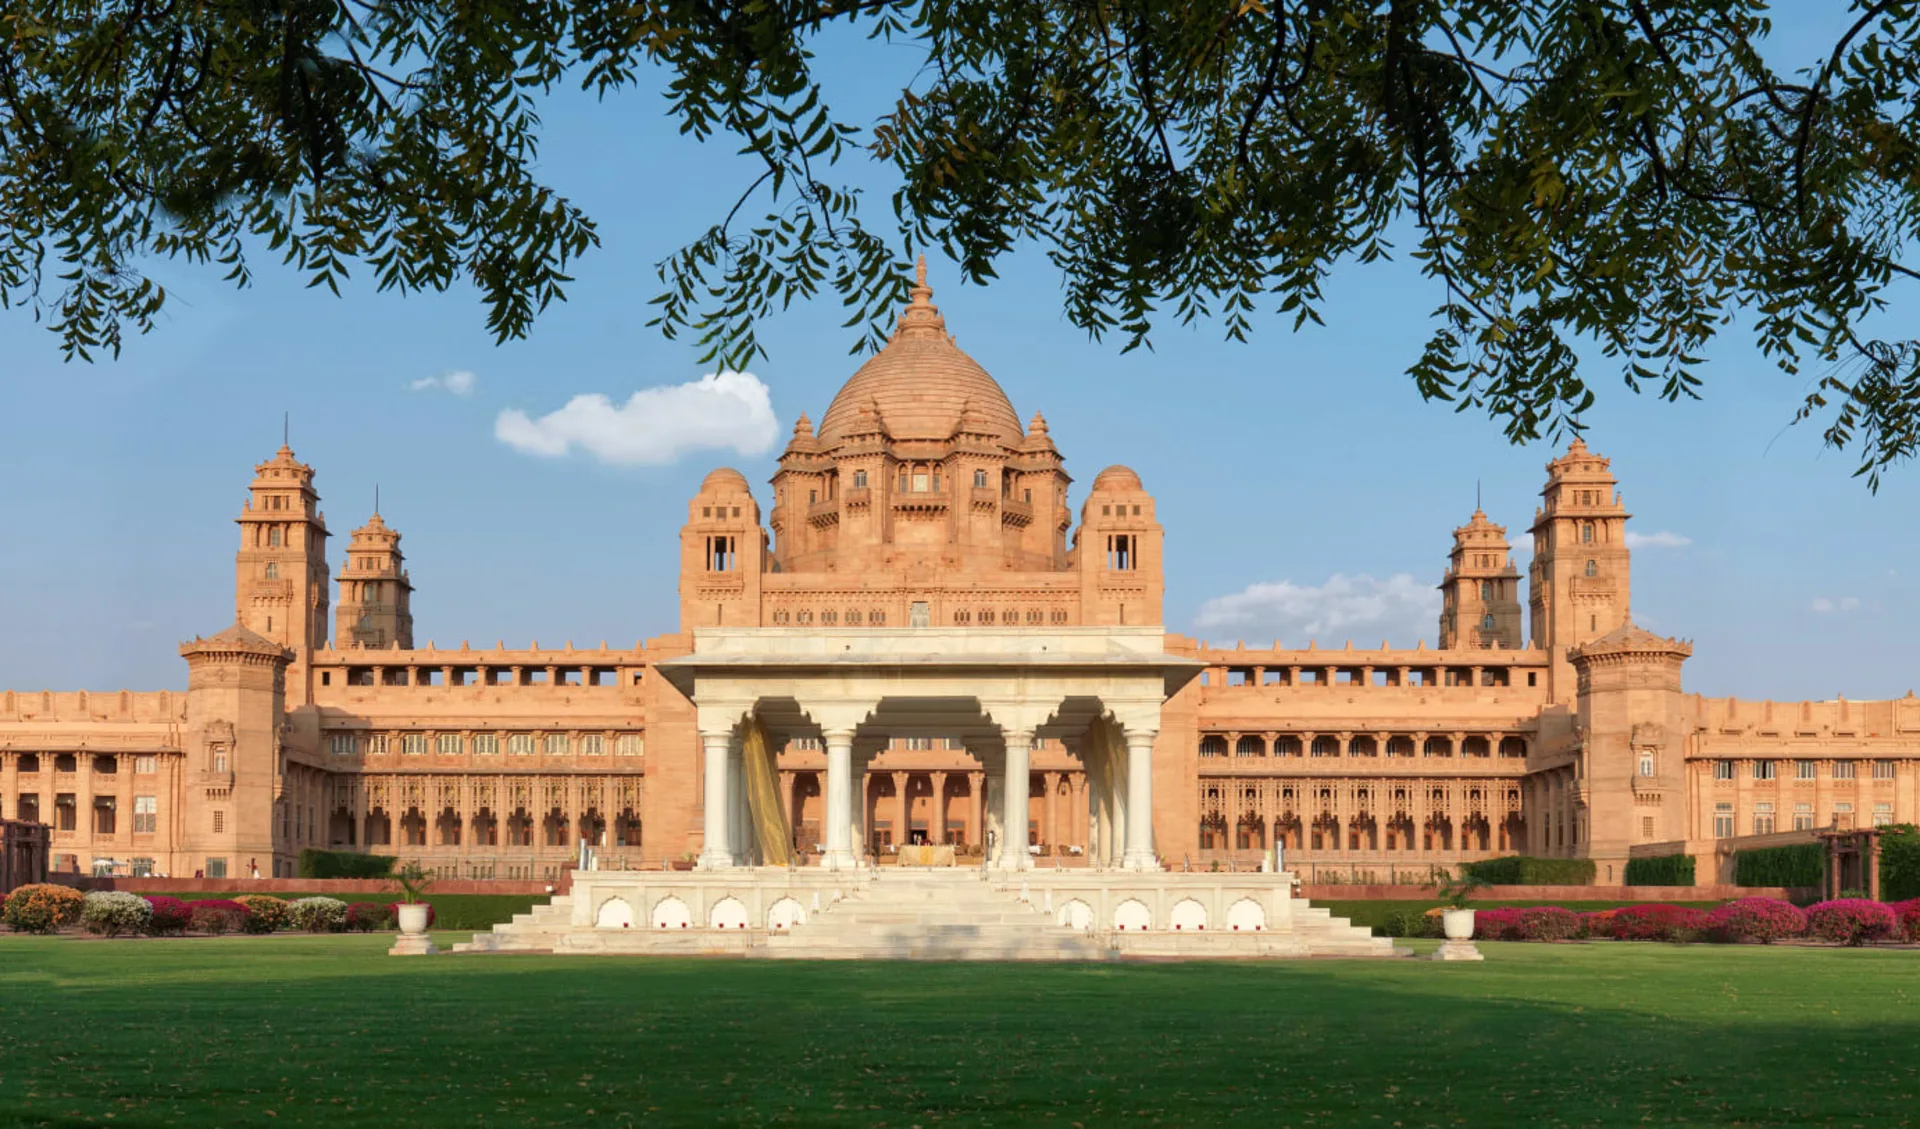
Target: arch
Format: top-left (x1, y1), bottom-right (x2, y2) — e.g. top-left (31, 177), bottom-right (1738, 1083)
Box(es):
top-left (708, 896), bottom-right (749, 930)
top-left (1234, 734), bottom-right (1265, 758)
top-left (1169, 899), bottom-right (1208, 931)
top-left (1198, 735), bottom-right (1227, 758)
top-left (1272, 735), bottom-right (1302, 757)
top-left (1235, 814), bottom-right (1266, 850)
top-left (594, 897), bottom-right (634, 929)
top-left (651, 895), bottom-right (691, 929)
top-left (1499, 736), bottom-right (1528, 758)
top-left (469, 807), bottom-right (498, 847)
top-left (1348, 735), bottom-right (1378, 758)
top-left (1479, 579), bottom-right (1493, 600)
top-left (1423, 735), bottom-right (1453, 757)
top-left (1056, 898), bottom-right (1094, 931)
top-left (1462, 735), bottom-right (1491, 758)
top-left (1310, 735), bottom-right (1340, 758)
top-left (1584, 559), bottom-right (1598, 577)
top-left (1113, 898), bottom-right (1152, 931)
top-left (1386, 735), bottom-right (1415, 758)
top-left (435, 806), bottom-right (461, 846)
top-left (1581, 522), bottom-right (1594, 544)
top-left (1226, 898), bottom-right (1267, 932)
top-left (767, 896), bottom-right (806, 931)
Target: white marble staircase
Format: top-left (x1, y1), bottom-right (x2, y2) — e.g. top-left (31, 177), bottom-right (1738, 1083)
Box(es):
top-left (753, 870), bottom-right (1111, 961)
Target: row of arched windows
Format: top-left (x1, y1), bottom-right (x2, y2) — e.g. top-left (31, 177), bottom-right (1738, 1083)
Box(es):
top-left (1200, 734), bottom-right (1527, 759)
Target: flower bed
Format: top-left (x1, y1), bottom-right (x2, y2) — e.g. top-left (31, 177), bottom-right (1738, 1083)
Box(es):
top-left (1600, 904), bottom-right (1708, 943)
top-left (1804, 899), bottom-right (1899, 946)
top-left (287, 896), bottom-right (349, 933)
top-left (187, 899), bottom-right (251, 935)
top-left (1707, 897), bottom-right (1807, 944)
top-left (3, 884), bottom-right (87, 933)
top-left (233, 895), bottom-right (291, 934)
top-left (79, 891), bottom-right (153, 937)
top-left (144, 895), bottom-right (192, 935)
top-left (344, 902), bottom-right (395, 932)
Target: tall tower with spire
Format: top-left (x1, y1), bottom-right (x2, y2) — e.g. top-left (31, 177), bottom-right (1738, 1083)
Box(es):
top-left (1437, 508), bottom-right (1524, 649)
top-left (335, 509), bottom-right (414, 649)
top-left (1529, 438), bottom-right (1633, 700)
top-left (234, 445), bottom-right (330, 668)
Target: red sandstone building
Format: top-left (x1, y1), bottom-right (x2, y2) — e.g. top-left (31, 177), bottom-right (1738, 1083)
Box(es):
top-left (2, 270), bottom-right (1914, 883)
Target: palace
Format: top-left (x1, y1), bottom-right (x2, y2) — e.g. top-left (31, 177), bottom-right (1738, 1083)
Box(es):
top-left (4, 266), bottom-right (1917, 890)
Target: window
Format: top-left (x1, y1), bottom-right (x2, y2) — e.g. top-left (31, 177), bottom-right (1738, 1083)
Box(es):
top-left (1641, 816), bottom-right (1654, 841)
top-left (212, 750), bottom-right (228, 773)
top-left (212, 810), bottom-right (225, 834)
top-left (436, 733), bottom-right (462, 756)
top-left (1584, 559), bottom-right (1597, 577)
top-left (1795, 759), bottom-right (1816, 780)
top-left (1793, 802), bottom-right (1814, 831)
top-left (401, 733), bottom-right (428, 756)
top-left (15, 793), bottom-right (37, 822)
top-left (1872, 761), bottom-right (1897, 780)
top-left (1752, 802), bottom-right (1775, 835)
top-left (264, 562), bottom-right (279, 579)
top-left (1107, 534), bottom-right (1136, 570)
top-left (1581, 522), bottom-right (1594, 544)
top-left (134, 795), bottom-right (157, 833)
top-left (706, 535), bottom-right (736, 572)
top-left (328, 734), bottom-right (354, 756)
top-left (580, 734), bottom-right (605, 756)
top-left (508, 734), bottom-right (534, 756)
top-left (1873, 803), bottom-right (1893, 827)
top-left (1713, 759), bottom-right (1735, 781)
top-left (852, 470), bottom-right (867, 488)
top-left (1713, 802), bottom-right (1734, 838)
top-left (1752, 760), bottom-right (1775, 781)
top-left (1832, 760), bottom-right (1856, 780)
top-left (473, 734), bottom-right (500, 756)
top-left (544, 734), bottom-right (570, 757)
top-left (1481, 613), bottom-right (1496, 631)
top-left (1199, 736), bottom-right (1227, 758)
top-left (1479, 580), bottom-right (1493, 601)
top-left (1638, 751), bottom-right (1655, 778)
top-left (206, 858), bottom-right (227, 878)
top-left (134, 755), bottom-right (157, 774)
top-left (910, 601), bottom-right (930, 628)
top-left (55, 794), bottom-right (76, 831)
top-left (617, 734), bottom-right (644, 757)
top-left (366, 735), bottom-right (387, 756)
top-left (912, 471), bottom-right (929, 492)
top-left (973, 469), bottom-right (988, 488)
top-left (1833, 801), bottom-right (1854, 829)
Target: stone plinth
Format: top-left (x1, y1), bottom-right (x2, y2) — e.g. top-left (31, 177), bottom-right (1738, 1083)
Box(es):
top-left (388, 933), bottom-right (439, 956)
top-left (1431, 939), bottom-right (1484, 961)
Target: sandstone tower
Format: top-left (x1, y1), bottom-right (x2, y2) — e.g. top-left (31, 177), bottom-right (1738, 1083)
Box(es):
top-left (1437, 508), bottom-right (1524, 650)
top-left (234, 446), bottom-right (329, 703)
top-left (335, 511), bottom-right (415, 650)
top-left (1529, 439), bottom-right (1632, 701)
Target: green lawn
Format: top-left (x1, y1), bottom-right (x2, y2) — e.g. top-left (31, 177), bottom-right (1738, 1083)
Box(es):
top-left (1, 937), bottom-right (1915, 1126)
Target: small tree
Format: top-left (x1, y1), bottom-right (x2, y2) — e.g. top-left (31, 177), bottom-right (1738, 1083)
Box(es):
top-left (391, 862), bottom-right (434, 906)
top-left (1433, 870), bottom-right (1489, 911)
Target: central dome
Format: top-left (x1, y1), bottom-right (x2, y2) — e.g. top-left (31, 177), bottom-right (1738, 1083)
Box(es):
top-left (816, 263), bottom-right (1024, 447)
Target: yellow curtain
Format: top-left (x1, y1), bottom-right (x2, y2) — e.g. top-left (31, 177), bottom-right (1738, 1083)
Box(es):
top-left (741, 716), bottom-right (794, 867)
top-left (1084, 718), bottom-right (1123, 864)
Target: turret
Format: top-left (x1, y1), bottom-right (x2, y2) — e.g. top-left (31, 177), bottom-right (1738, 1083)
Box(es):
top-left (1438, 509), bottom-right (1524, 650)
top-left (1075, 465), bottom-right (1164, 627)
top-left (178, 623), bottom-right (291, 877)
top-left (679, 468), bottom-right (766, 629)
top-left (1529, 439), bottom-right (1633, 701)
top-left (234, 445), bottom-right (329, 704)
top-left (335, 511), bottom-right (414, 649)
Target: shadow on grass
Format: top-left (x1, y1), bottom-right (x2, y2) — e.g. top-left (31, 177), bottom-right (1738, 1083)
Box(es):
top-left (0, 937), bottom-right (1914, 1126)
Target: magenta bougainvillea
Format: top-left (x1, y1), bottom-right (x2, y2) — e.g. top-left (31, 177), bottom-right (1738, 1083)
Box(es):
top-left (1706, 897), bottom-right (1808, 944)
top-left (1804, 899), bottom-right (1900, 946)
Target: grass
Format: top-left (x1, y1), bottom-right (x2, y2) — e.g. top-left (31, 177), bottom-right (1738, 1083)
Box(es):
top-left (2, 938), bottom-right (1916, 1126)
top-left (138, 893), bottom-right (542, 931)
top-left (1323, 899), bottom-right (1724, 933)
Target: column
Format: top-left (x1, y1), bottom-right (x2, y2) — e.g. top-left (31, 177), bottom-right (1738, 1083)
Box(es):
top-left (892, 771), bottom-right (910, 850)
top-left (697, 733), bottom-right (732, 870)
top-left (998, 730), bottom-right (1033, 869)
top-left (1044, 771), bottom-right (1060, 853)
top-left (966, 771), bottom-right (985, 849)
top-left (821, 730), bottom-right (856, 870)
top-left (929, 771), bottom-right (948, 845)
top-left (1, 753), bottom-right (16, 820)
top-left (1122, 729), bottom-right (1158, 870)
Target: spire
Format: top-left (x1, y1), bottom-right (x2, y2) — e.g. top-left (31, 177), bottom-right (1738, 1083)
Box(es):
top-left (891, 255), bottom-right (947, 339)
top-left (374, 483), bottom-right (380, 518)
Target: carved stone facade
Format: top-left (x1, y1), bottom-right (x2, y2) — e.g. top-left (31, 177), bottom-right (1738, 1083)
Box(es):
top-left (2, 268), bottom-right (1916, 882)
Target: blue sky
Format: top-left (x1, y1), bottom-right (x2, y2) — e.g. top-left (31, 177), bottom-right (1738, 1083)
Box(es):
top-left (0, 5), bottom-right (1912, 701)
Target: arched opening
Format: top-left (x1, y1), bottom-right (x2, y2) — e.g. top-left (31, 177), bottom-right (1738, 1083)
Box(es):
top-left (400, 806), bottom-right (426, 847)
top-left (1198, 735), bottom-right (1227, 758)
top-left (1310, 735), bottom-right (1340, 758)
top-left (1423, 735), bottom-right (1454, 758)
top-left (543, 808), bottom-right (570, 848)
top-left (614, 807), bottom-right (642, 848)
top-left (1386, 736), bottom-right (1415, 758)
top-left (1462, 735), bottom-right (1491, 758)
top-left (471, 806), bottom-right (499, 847)
top-left (435, 806), bottom-right (461, 847)
top-left (364, 807), bottom-right (392, 847)
top-left (507, 807), bottom-right (533, 847)
top-left (1348, 735), bottom-right (1378, 758)
top-left (1234, 734), bottom-right (1265, 758)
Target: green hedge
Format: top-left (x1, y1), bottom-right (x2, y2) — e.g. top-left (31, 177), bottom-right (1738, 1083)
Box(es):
top-left (1623, 854), bottom-right (1696, 886)
top-left (296, 849), bottom-right (397, 880)
top-left (1732, 843), bottom-right (1824, 888)
top-left (1460, 856), bottom-right (1598, 885)
top-left (1881, 824), bottom-right (1920, 901)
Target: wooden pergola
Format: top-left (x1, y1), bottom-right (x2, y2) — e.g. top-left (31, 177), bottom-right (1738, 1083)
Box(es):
top-left (1, 819), bottom-right (50, 894)
top-left (1815, 828), bottom-right (1886, 901)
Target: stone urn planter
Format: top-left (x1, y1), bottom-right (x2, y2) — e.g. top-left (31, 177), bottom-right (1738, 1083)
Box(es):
top-left (1442, 907), bottom-right (1476, 941)
top-left (397, 903), bottom-right (432, 935)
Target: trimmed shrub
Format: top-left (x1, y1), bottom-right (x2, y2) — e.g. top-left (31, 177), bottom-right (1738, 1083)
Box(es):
top-left (1623, 854), bottom-right (1696, 887)
top-left (296, 848), bottom-right (397, 880)
top-left (188, 899), bottom-right (250, 935)
top-left (287, 896), bottom-right (349, 933)
top-left (233, 895), bottom-right (291, 933)
top-left (1472, 907), bottom-right (1524, 941)
top-left (80, 891), bottom-right (154, 937)
top-left (1890, 898), bottom-right (1920, 942)
top-left (1880, 824), bottom-right (1920, 902)
top-left (144, 896), bottom-right (191, 936)
top-left (1732, 843), bottom-right (1824, 888)
top-left (1804, 899), bottom-right (1899, 946)
top-left (1460, 857), bottom-right (1598, 886)
top-left (1708, 897), bottom-right (1807, 943)
top-left (344, 902), bottom-right (395, 932)
top-left (2, 883), bottom-right (86, 933)
top-left (1516, 906), bottom-right (1583, 941)
top-left (1581, 909), bottom-right (1620, 938)
top-left (1609, 904), bottom-right (1708, 943)
top-left (387, 901), bottom-right (436, 928)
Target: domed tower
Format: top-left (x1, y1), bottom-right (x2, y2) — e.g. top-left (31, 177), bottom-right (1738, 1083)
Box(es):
top-left (335, 511), bottom-right (414, 649)
top-left (234, 445), bottom-right (329, 703)
top-left (1075, 465), bottom-right (1165, 627)
top-left (1568, 622), bottom-right (1692, 872)
top-left (1530, 438), bottom-right (1633, 700)
top-left (1438, 509), bottom-right (1523, 649)
top-left (679, 468), bottom-right (765, 629)
top-left (178, 622), bottom-right (291, 878)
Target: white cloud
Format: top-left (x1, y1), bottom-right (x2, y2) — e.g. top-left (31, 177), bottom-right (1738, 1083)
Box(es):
top-left (495, 371), bottom-right (778, 466)
top-left (1625, 530), bottom-right (1691, 550)
top-left (1811, 596), bottom-right (1861, 613)
top-left (1194, 573), bottom-right (1440, 647)
top-left (410, 369), bottom-right (477, 395)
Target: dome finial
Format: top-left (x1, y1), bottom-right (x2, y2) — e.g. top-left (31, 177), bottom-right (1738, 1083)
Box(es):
top-left (916, 254), bottom-right (927, 289)
top-left (893, 256), bottom-right (945, 339)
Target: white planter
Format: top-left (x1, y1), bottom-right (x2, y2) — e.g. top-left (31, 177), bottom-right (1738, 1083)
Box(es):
top-left (1442, 908), bottom-right (1476, 941)
top-left (397, 903), bottom-right (431, 936)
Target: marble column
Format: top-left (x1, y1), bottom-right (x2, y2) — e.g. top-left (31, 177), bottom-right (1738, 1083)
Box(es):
top-left (696, 733), bottom-right (733, 870)
top-left (1122, 729), bottom-right (1158, 870)
top-left (821, 730), bottom-right (856, 870)
top-left (966, 770), bottom-right (985, 849)
top-left (999, 730), bottom-right (1034, 869)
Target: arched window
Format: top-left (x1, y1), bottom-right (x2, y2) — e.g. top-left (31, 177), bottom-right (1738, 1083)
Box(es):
top-left (264, 562), bottom-right (279, 580)
top-left (268, 527), bottom-right (282, 547)
top-left (1584, 559), bottom-right (1597, 577)
top-left (1198, 735), bottom-right (1227, 758)
top-left (1479, 580), bottom-right (1493, 601)
top-left (1581, 522), bottom-right (1594, 543)
top-left (1310, 735), bottom-right (1340, 758)
top-left (1235, 735), bottom-right (1265, 758)
top-left (1481, 613), bottom-right (1495, 630)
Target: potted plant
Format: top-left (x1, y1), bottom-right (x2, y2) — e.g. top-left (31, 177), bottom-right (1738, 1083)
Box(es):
top-left (1432, 870), bottom-right (1487, 941)
top-left (670, 851), bottom-right (696, 872)
top-left (392, 862), bottom-right (434, 936)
